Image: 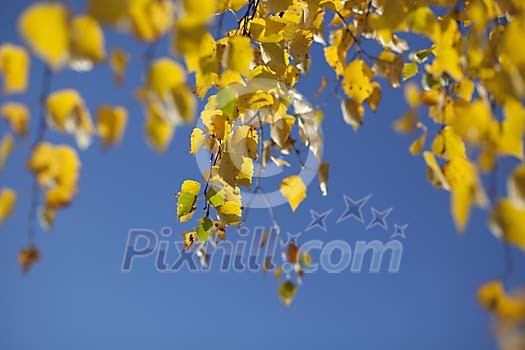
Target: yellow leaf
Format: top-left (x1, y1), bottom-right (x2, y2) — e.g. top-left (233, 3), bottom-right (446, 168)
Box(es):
top-left (341, 99), bottom-right (364, 131)
top-left (0, 134), bottom-right (14, 173)
top-left (409, 124), bottom-right (427, 156)
top-left (508, 163), bottom-right (525, 210)
top-left (260, 41), bottom-right (287, 76)
top-left (431, 126), bottom-right (466, 160)
top-left (46, 89), bottom-right (93, 149)
top-left (87, 0), bottom-right (127, 26)
top-left (97, 105), bottom-right (128, 147)
top-left (270, 114), bottom-right (295, 148)
top-left (420, 89), bottom-right (440, 106)
top-left (365, 82), bottom-right (382, 112)
top-left (0, 103), bottom-right (29, 137)
top-left (497, 99), bottom-right (525, 159)
top-left (18, 2), bottom-right (69, 70)
top-left (235, 156), bottom-right (254, 188)
top-left (289, 30), bottom-right (313, 70)
top-left (423, 151), bottom-right (450, 190)
top-left (225, 37), bottom-right (253, 75)
top-left (324, 28), bottom-right (353, 77)
top-left (182, 0), bottom-right (217, 22)
top-left (0, 44), bottom-right (29, 94)
top-left (451, 99), bottom-right (493, 146)
top-left (393, 110), bottom-right (417, 134)
top-left (181, 180), bottom-right (201, 196)
top-left (183, 231), bottom-right (197, 251)
top-left (404, 84), bottom-right (420, 108)
top-left (0, 188), bottom-right (16, 225)
top-left (476, 279), bottom-right (525, 321)
top-left (343, 59), bottom-right (374, 104)
top-left (478, 280), bottom-right (504, 312)
top-left (489, 199), bottom-right (525, 251)
top-left (274, 265), bottom-right (283, 280)
top-left (374, 51), bottom-right (403, 87)
top-left (26, 143), bottom-right (80, 230)
top-left (426, 18), bottom-right (463, 81)
top-left (443, 157), bottom-right (486, 232)
top-left (128, 0), bottom-right (173, 42)
top-left (453, 79), bottom-right (475, 102)
top-left (190, 128), bottom-right (205, 155)
top-left (18, 245), bottom-right (40, 273)
top-left (144, 58), bottom-right (195, 126)
top-left (231, 125), bottom-right (259, 160)
top-left (478, 144), bottom-right (496, 173)
top-left (173, 18), bottom-right (208, 56)
top-left (217, 0), bottom-right (247, 12)
top-left (110, 48), bottom-right (129, 86)
top-left (145, 103), bottom-right (174, 152)
top-left (146, 58), bottom-right (186, 96)
top-left (278, 280), bottom-right (297, 306)
top-left (217, 201), bottom-right (242, 226)
top-left (69, 16), bottom-right (106, 71)
top-left (202, 110), bottom-right (229, 140)
top-left (281, 175), bottom-right (306, 212)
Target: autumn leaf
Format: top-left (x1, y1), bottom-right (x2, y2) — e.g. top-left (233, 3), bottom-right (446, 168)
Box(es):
top-left (281, 176), bottom-right (306, 212)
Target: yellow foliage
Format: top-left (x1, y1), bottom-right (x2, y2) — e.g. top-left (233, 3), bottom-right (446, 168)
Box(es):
top-left (281, 176), bottom-right (307, 212)
top-left (18, 2), bottom-right (69, 70)
top-left (97, 105), bottom-right (128, 147)
top-left (0, 44), bottom-right (29, 94)
top-left (46, 90), bottom-right (94, 149)
top-left (0, 188), bottom-right (16, 225)
top-left (1, 103), bottom-right (29, 137)
top-left (70, 16), bottom-right (106, 71)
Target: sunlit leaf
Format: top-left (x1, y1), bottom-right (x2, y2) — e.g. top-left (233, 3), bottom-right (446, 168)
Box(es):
top-left (46, 90), bottom-right (94, 149)
top-left (177, 180), bottom-right (201, 223)
top-left (0, 188), bottom-right (16, 225)
top-left (110, 48), bottom-right (129, 86)
top-left (18, 2), bottom-right (69, 70)
top-left (281, 176), bottom-right (306, 212)
top-left (69, 16), bottom-right (106, 71)
top-left (97, 105), bottom-right (128, 147)
top-left (0, 44), bottom-right (29, 94)
top-left (0, 134), bottom-right (14, 173)
top-left (489, 199), bottom-right (525, 251)
top-left (1, 103), bottom-right (29, 137)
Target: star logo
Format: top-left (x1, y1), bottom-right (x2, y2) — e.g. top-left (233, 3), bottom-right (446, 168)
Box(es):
top-left (306, 209), bottom-right (332, 232)
top-left (391, 223), bottom-right (409, 239)
top-left (284, 231), bottom-right (301, 245)
top-left (366, 207), bottom-right (393, 230)
top-left (337, 194), bottom-right (371, 224)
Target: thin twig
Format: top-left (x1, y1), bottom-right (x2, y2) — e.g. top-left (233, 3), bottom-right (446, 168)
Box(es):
top-left (27, 66), bottom-right (53, 242)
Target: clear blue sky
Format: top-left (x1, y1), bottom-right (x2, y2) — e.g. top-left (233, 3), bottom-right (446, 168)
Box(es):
top-left (1, 1), bottom-right (524, 348)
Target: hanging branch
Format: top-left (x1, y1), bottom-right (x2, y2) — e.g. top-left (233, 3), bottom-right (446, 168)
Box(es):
top-left (26, 65), bottom-right (53, 242)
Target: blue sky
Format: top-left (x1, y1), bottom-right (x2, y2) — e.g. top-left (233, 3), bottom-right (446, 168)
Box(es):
top-left (1, 1), bottom-right (524, 348)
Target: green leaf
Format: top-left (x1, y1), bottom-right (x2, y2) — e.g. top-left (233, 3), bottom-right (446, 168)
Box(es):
top-left (217, 87), bottom-right (237, 120)
top-left (195, 217), bottom-right (213, 242)
top-left (403, 62), bottom-right (418, 81)
top-left (177, 180), bottom-right (201, 222)
top-left (206, 187), bottom-right (226, 208)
